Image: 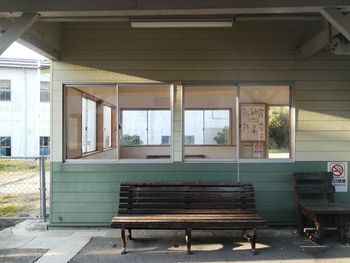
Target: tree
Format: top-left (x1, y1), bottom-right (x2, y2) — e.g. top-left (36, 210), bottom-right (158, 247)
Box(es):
top-left (269, 107), bottom-right (289, 150)
top-left (123, 134), bottom-right (143, 145)
top-left (213, 126), bottom-right (229, 144)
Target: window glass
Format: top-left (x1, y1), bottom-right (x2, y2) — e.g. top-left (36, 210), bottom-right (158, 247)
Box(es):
top-left (65, 85), bottom-right (117, 160)
top-left (0, 80), bottom-right (11, 101)
top-left (40, 136), bottom-right (50, 156)
top-left (103, 106), bottom-right (112, 148)
top-left (82, 97), bottom-right (97, 153)
top-left (183, 85), bottom-right (237, 160)
top-left (118, 85), bottom-right (171, 159)
top-left (0, 137), bottom-right (11, 156)
top-left (40, 81), bottom-right (50, 102)
top-left (122, 110), bottom-right (147, 145)
top-left (239, 86), bottom-right (290, 159)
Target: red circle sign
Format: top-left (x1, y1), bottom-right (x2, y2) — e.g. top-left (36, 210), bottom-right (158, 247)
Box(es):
top-left (331, 164), bottom-right (344, 177)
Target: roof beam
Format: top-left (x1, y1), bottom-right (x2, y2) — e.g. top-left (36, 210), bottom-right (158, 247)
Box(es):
top-left (1, 1), bottom-right (350, 18)
top-left (0, 17), bottom-right (60, 60)
top-left (320, 7), bottom-right (350, 41)
top-left (0, 13), bottom-right (39, 56)
top-left (296, 26), bottom-right (330, 60)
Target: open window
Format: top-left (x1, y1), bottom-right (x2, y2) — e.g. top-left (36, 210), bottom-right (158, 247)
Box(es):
top-left (65, 85), bottom-right (117, 160)
top-left (239, 85), bottom-right (291, 159)
top-left (118, 85), bottom-right (172, 160)
top-left (183, 85), bottom-right (237, 160)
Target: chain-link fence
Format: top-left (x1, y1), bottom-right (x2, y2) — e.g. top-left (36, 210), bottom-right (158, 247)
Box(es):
top-left (0, 157), bottom-right (49, 220)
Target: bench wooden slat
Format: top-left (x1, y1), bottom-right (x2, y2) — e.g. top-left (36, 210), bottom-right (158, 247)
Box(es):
top-left (112, 181), bottom-right (267, 254)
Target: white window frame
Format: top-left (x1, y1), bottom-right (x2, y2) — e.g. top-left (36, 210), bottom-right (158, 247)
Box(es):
top-left (182, 83), bottom-right (295, 163)
top-left (237, 83), bottom-right (295, 163)
top-left (120, 108), bottom-right (172, 146)
top-left (117, 84), bottom-right (174, 163)
top-left (184, 108), bottom-right (232, 146)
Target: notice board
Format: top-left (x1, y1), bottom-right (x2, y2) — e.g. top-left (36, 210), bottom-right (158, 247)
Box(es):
top-left (240, 104), bottom-right (267, 141)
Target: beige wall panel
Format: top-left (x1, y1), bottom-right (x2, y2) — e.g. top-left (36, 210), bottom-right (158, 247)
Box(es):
top-left (297, 110), bottom-right (350, 121)
top-left (296, 152), bottom-right (350, 161)
top-left (52, 21), bottom-right (350, 162)
top-left (295, 91), bottom-right (350, 101)
top-left (297, 121), bottom-right (350, 131)
top-left (296, 141), bottom-right (350, 152)
top-left (295, 81), bottom-right (350, 91)
top-left (296, 131), bottom-right (350, 142)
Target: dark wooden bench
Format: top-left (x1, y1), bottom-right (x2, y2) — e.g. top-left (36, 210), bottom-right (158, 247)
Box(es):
top-left (111, 182), bottom-right (267, 255)
top-left (292, 172), bottom-right (350, 243)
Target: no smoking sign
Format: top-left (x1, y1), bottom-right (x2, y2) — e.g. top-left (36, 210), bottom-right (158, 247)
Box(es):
top-left (328, 162), bottom-right (348, 192)
top-left (331, 164), bottom-right (344, 177)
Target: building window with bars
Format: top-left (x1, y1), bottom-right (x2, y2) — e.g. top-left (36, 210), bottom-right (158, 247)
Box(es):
top-left (0, 137), bottom-right (11, 156)
top-left (40, 136), bottom-right (50, 156)
top-left (40, 81), bottom-right (50, 102)
top-left (0, 80), bottom-right (11, 101)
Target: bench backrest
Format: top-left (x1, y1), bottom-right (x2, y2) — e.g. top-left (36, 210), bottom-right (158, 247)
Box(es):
top-left (291, 172), bottom-right (335, 205)
top-left (118, 182), bottom-right (257, 215)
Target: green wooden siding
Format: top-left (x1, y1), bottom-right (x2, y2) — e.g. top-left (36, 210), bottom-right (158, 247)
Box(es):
top-left (50, 161), bottom-right (350, 225)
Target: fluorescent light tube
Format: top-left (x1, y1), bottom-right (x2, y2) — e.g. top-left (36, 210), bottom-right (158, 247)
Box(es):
top-left (130, 20), bottom-right (233, 28)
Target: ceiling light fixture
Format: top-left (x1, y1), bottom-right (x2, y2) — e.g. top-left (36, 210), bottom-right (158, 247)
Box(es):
top-left (130, 19), bottom-right (234, 28)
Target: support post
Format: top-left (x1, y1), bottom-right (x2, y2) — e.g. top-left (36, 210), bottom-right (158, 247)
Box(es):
top-left (39, 156), bottom-right (47, 220)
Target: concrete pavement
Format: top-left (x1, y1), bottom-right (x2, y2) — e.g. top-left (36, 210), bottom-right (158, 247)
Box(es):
top-left (0, 220), bottom-right (350, 263)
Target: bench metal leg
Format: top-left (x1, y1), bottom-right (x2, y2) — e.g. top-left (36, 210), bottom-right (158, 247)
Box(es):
top-left (243, 229), bottom-right (257, 255)
top-left (185, 228), bottom-right (192, 255)
top-left (121, 228), bottom-right (127, 254)
top-left (336, 217), bottom-right (347, 244)
top-left (127, 229), bottom-right (134, 240)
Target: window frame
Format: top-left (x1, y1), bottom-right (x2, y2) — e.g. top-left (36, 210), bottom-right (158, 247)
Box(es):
top-left (0, 136), bottom-right (11, 156)
top-left (237, 84), bottom-right (294, 163)
top-left (182, 83), bottom-right (295, 163)
top-left (62, 82), bottom-right (294, 164)
top-left (120, 108), bottom-right (172, 146)
top-left (39, 136), bottom-right (50, 156)
top-left (40, 81), bottom-right (50, 103)
top-left (0, 80), bottom-right (11, 102)
top-left (81, 95), bottom-right (97, 154)
top-left (184, 108), bottom-right (232, 146)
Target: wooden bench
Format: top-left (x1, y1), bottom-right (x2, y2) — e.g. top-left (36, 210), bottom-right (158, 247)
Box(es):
top-left (111, 182), bottom-right (267, 255)
top-left (292, 172), bottom-right (350, 243)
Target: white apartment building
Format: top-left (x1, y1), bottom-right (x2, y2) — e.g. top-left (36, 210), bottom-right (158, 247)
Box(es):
top-left (0, 58), bottom-right (50, 157)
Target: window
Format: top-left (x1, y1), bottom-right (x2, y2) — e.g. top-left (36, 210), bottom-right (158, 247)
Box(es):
top-left (119, 85), bottom-right (171, 159)
top-left (82, 97), bottom-right (97, 153)
top-left (40, 136), bottom-right (50, 156)
top-left (183, 85), bottom-right (237, 160)
top-left (40, 81), bottom-right (50, 102)
top-left (0, 137), bottom-right (11, 156)
top-left (239, 86), bottom-right (291, 159)
top-left (0, 80), bottom-right (11, 101)
top-left (121, 110), bottom-right (171, 145)
top-left (184, 110), bottom-right (230, 145)
top-left (65, 85), bottom-right (117, 160)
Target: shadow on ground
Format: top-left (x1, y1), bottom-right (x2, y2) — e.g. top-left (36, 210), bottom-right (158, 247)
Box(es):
top-left (69, 228), bottom-right (350, 263)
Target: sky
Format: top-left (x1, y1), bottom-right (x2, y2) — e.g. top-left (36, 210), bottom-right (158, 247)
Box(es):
top-left (1, 42), bottom-right (46, 60)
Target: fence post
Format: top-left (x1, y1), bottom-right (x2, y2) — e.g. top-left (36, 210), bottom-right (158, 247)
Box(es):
top-left (39, 156), bottom-right (47, 220)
